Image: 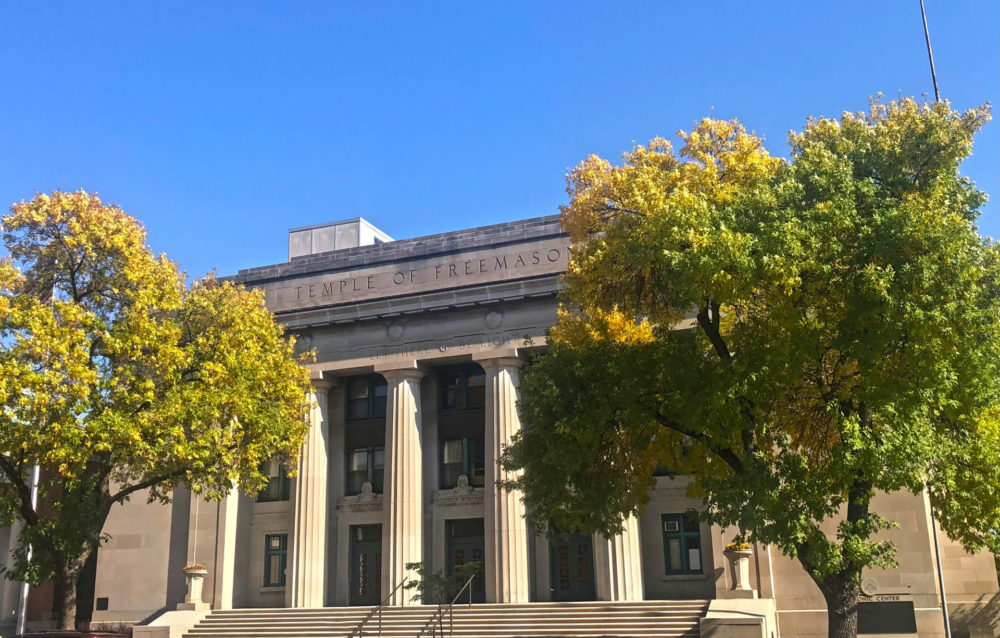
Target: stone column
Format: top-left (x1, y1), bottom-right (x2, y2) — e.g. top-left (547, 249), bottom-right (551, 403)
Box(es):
top-left (286, 372), bottom-right (333, 608)
top-left (211, 494), bottom-right (239, 609)
top-left (593, 513), bottom-right (645, 601)
top-left (378, 364), bottom-right (425, 606)
top-left (478, 356), bottom-right (531, 603)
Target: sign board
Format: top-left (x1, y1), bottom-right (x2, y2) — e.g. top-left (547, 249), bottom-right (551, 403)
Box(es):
top-left (858, 593), bottom-right (917, 634)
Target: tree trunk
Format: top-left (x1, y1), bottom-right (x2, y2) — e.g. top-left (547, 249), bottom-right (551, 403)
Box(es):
top-left (820, 575), bottom-right (861, 638)
top-left (75, 547), bottom-right (100, 630)
top-left (53, 565), bottom-right (80, 630)
top-left (52, 545), bottom-right (95, 630)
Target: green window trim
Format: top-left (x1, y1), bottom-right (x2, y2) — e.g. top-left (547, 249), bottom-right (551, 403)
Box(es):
top-left (662, 513), bottom-right (702, 575)
top-left (263, 533), bottom-right (287, 587)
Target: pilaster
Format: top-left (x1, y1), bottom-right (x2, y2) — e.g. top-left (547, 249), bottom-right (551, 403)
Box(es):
top-left (286, 372), bottom-right (334, 608)
top-left (377, 363), bottom-right (425, 606)
top-left (593, 513), bottom-right (645, 601)
top-left (477, 355), bottom-right (531, 603)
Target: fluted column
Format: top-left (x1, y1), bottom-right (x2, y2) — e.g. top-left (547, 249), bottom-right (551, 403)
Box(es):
top-left (378, 365), bottom-right (425, 606)
top-left (287, 372), bottom-right (333, 608)
top-left (479, 356), bottom-right (530, 603)
top-left (593, 513), bottom-right (645, 601)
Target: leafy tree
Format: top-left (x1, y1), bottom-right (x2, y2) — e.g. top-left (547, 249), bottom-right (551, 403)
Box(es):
top-left (0, 191), bottom-right (313, 629)
top-left (501, 99), bottom-right (999, 638)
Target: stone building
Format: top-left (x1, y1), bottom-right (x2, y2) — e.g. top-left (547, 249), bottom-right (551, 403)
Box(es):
top-left (1, 215), bottom-right (997, 637)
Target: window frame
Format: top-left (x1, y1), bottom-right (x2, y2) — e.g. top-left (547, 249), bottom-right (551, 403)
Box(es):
top-left (256, 459), bottom-right (291, 503)
top-left (345, 446), bottom-right (385, 495)
top-left (439, 436), bottom-right (485, 488)
top-left (438, 366), bottom-right (486, 412)
top-left (263, 533), bottom-right (288, 587)
top-left (346, 375), bottom-right (388, 421)
top-left (661, 513), bottom-right (703, 575)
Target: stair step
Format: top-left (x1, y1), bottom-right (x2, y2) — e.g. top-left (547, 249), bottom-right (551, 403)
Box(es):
top-left (183, 601), bottom-right (706, 638)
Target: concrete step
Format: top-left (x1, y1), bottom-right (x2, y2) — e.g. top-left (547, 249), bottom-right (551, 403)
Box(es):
top-left (212, 600), bottom-right (708, 616)
top-left (191, 624), bottom-right (703, 631)
top-left (198, 610), bottom-right (706, 621)
top-left (184, 601), bottom-right (707, 638)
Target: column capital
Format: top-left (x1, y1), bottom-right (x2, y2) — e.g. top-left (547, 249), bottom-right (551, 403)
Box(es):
top-left (309, 369), bottom-right (337, 390)
top-left (374, 360), bottom-right (426, 382)
top-left (475, 355), bottom-right (525, 372)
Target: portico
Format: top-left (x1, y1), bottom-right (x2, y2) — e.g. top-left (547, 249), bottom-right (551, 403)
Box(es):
top-left (218, 214), bottom-right (653, 608)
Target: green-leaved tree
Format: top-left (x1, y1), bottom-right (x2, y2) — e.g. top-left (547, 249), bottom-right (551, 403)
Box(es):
top-left (501, 98), bottom-right (1000, 638)
top-left (0, 191), bottom-right (313, 629)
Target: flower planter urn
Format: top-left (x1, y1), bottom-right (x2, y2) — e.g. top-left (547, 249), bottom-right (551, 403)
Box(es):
top-left (723, 547), bottom-right (756, 598)
top-left (178, 566), bottom-right (210, 611)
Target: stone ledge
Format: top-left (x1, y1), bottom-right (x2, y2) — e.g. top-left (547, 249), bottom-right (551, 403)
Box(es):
top-left (700, 598), bottom-right (776, 638)
top-left (433, 476), bottom-right (485, 506)
top-left (133, 609), bottom-right (209, 638)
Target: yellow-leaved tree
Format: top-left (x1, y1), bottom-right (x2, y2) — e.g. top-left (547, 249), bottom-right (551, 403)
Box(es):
top-left (502, 99), bottom-right (999, 638)
top-left (0, 191), bottom-right (313, 629)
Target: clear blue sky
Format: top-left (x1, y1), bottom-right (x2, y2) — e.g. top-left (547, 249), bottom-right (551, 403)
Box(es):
top-left (1, 2), bottom-right (996, 278)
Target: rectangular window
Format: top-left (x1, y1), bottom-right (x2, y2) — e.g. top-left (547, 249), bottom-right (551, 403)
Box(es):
top-left (263, 534), bottom-right (287, 587)
top-left (440, 438), bottom-right (485, 488)
top-left (662, 513), bottom-right (702, 574)
top-left (439, 367), bottom-right (486, 412)
top-left (256, 459), bottom-right (290, 502)
top-left (347, 376), bottom-right (388, 420)
top-left (442, 439), bottom-right (465, 488)
top-left (346, 447), bottom-right (385, 495)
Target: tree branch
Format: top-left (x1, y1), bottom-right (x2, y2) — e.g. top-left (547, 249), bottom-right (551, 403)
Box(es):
top-left (697, 299), bottom-right (732, 363)
top-left (0, 454), bottom-right (38, 525)
top-left (107, 469), bottom-right (189, 507)
top-left (647, 411), bottom-right (744, 475)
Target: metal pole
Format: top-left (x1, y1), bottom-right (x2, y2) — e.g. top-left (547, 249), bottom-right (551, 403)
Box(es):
top-left (929, 499), bottom-right (952, 638)
top-left (15, 465), bottom-right (40, 636)
top-left (919, 0), bottom-right (941, 101)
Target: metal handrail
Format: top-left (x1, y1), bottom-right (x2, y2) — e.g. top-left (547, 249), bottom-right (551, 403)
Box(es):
top-left (349, 576), bottom-right (409, 638)
top-left (415, 572), bottom-right (477, 638)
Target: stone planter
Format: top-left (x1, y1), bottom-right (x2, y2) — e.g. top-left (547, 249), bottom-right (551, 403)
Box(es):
top-left (178, 567), bottom-right (210, 611)
top-left (724, 548), bottom-right (754, 593)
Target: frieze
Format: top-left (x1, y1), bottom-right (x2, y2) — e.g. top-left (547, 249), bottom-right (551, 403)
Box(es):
top-left (254, 237), bottom-right (569, 313)
top-left (365, 330), bottom-right (530, 362)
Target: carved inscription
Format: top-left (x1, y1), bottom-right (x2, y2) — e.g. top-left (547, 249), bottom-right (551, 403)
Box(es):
top-left (258, 238), bottom-right (569, 313)
top-left (365, 331), bottom-right (525, 362)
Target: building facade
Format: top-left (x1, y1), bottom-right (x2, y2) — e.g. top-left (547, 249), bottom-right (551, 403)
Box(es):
top-left (2, 215), bottom-right (998, 637)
